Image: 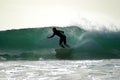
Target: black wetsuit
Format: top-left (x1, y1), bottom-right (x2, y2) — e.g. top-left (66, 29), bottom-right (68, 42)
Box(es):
top-left (48, 29), bottom-right (69, 48)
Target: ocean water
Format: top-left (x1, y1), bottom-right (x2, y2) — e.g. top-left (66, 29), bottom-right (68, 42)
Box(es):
top-left (0, 26), bottom-right (120, 80)
top-left (0, 59), bottom-right (120, 80)
top-left (0, 26), bottom-right (120, 60)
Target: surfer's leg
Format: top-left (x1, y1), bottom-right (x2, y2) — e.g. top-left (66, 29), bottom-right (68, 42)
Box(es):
top-left (63, 37), bottom-right (70, 48)
top-left (59, 38), bottom-right (65, 48)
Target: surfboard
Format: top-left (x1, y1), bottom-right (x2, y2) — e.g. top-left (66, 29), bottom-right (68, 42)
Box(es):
top-left (55, 48), bottom-right (73, 59)
top-left (55, 48), bottom-right (72, 53)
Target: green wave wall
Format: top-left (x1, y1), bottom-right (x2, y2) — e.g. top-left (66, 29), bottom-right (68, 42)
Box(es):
top-left (0, 26), bottom-right (120, 60)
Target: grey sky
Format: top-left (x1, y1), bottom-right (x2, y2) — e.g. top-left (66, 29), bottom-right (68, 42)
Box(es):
top-left (0, 0), bottom-right (120, 30)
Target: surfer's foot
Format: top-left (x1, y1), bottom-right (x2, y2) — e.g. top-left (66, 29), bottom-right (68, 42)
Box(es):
top-left (65, 44), bottom-right (70, 48)
top-left (60, 44), bottom-right (65, 48)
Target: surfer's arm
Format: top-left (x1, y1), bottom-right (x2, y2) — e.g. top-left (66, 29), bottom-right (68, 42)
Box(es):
top-left (48, 33), bottom-right (55, 38)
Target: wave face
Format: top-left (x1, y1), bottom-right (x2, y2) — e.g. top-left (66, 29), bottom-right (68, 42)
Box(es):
top-left (0, 26), bottom-right (120, 60)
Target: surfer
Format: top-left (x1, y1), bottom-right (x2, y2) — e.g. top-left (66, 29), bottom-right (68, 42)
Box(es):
top-left (48, 27), bottom-right (70, 48)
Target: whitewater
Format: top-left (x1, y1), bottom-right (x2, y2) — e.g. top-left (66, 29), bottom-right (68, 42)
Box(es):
top-left (0, 60), bottom-right (120, 80)
top-left (0, 20), bottom-right (120, 80)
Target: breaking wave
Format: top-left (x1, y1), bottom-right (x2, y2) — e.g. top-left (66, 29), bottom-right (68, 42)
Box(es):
top-left (0, 26), bottom-right (120, 60)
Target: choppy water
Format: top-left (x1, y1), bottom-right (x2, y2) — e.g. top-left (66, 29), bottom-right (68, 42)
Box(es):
top-left (0, 59), bottom-right (120, 80)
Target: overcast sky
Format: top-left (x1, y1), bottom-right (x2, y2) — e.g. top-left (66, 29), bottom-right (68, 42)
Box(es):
top-left (0, 0), bottom-right (120, 30)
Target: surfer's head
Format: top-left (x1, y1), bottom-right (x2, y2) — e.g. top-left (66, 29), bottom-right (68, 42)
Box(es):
top-left (52, 27), bottom-right (56, 31)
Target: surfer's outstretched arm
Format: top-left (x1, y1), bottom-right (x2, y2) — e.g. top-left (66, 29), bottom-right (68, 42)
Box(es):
top-left (48, 33), bottom-right (55, 38)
